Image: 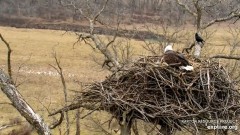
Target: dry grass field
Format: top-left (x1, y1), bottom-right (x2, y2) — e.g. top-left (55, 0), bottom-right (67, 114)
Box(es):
top-left (0, 25), bottom-right (239, 135)
top-left (0, 26), bottom-right (147, 135)
top-left (0, 26), bottom-right (110, 135)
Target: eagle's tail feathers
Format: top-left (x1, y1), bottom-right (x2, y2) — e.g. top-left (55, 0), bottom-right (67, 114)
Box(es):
top-left (179, 65), bottom-right (194, 71)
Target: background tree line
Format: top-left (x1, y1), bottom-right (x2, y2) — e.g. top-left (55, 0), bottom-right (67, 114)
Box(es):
top-left (1, 0), bottom-right (239, 26)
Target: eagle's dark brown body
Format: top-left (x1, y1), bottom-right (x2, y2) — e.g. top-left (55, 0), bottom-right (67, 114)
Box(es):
top-left (163, 50), bottom-right (192, 69)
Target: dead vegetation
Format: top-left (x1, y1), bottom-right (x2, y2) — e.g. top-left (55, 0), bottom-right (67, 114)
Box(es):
top-left (8, 124), bottom-right (32, 135)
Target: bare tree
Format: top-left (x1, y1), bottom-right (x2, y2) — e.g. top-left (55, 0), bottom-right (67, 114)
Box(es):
top-left (211, 26), bottom-right (240, 84)
top-left (50, 52), bottom-right (70, 135)
top-left (176, 0), bottom-right (240, 57)
top-left (176, 0), bottom-right (240, 31)
top-left (142, 22), bottom-right (188, 55)
top-left (59, 0), bottom-right (122, 71)
top-left (0, 34), bottom-right (51, 134)
top-left (0, 69), bottom-right (51, 135)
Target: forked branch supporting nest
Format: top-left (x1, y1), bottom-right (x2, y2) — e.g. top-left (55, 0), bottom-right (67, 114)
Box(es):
top-left (50, 56), bottom-right (240, 134)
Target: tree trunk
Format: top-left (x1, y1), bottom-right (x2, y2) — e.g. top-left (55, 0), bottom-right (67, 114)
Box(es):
top-left (120, 122), bottom-right (132, 135)
top-left (120, 111), bottom-right (132, 135)
top-left (92, 35), bottom-right (121, 69)
top-left (75, 109), bottom-right (80, 135)
top-left (196, 10), bottom-right (202, 31)
top-left (194, 42), bottom-right (202, 58)
top-left (0, 69), bottom-right (51, 135)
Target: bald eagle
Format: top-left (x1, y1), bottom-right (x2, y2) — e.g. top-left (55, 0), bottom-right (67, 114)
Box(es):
top-left (162, 44), bottom-right (194, 71)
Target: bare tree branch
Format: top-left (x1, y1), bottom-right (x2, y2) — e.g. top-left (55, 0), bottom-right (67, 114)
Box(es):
top-left (176, 0), bottom-right (197, 17)
top-left (14, 54), bottom-right (32, 87)
top-left (182, 43), bottom-right (195, 53)
top-left (202, 12), bottom-right (240, 29)
top-left (234, 17), bottom-right (240, 24)
top-left (89, 0), bottom-right (109, 34)
top-left (0, 102), bottom-right (12, 106)
top-left (59, 0), bottom-right (121, 71)
top-left (48, 103), bottom-right (99, 129)
top-left (0, 69), bottom-right (51, 135)
top-left (177, 0), bottom-right (240, 31)
top-left (91, 34), bottom-right (121, 69)
top-left (49, 102), bottom-right (100, 118)
top-left (49, 112), bottom-right (64, 129)
top-left (93, 0), bottom-right (109, 22)
top-left (211, 55), bottom-right (240, 60)
top-left (90, 117), bottom-right (112, 135)
top-left (50, 52), bottom-right (70, 135)
top-left (106, 21), bottom-right (120, 49)
top-left (58, 0), bottom-right (90, 20)
top-left (0, 34), bottom-right (13, 81)
top-left (0, 123), bottom-right (19, 131)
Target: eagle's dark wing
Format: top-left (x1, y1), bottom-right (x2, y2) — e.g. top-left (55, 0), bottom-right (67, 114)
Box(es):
top-left (176, 52), bottom-right (190, 66)
top-left (163, 51), bottom-right (190, 67)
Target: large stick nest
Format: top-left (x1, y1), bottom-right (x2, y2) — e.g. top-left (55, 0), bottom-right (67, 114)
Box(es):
top-left (79, 56), bottom-right (240, 133)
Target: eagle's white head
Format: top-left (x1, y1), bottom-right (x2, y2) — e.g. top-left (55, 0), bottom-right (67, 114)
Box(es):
top-left (164, 43), bottom-right (173, 53)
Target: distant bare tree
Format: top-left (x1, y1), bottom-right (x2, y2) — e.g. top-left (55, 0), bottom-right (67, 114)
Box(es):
top-left (211, 27), bottom-right (240, 83)
top-left (59, 0), bottom-right (123, 71)
top-left (176, 0), bottom-right (240, 31)
top-left (142, 22), bottom-right (188, 55)
top-left (177, 0), bottom-right (240, 57)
